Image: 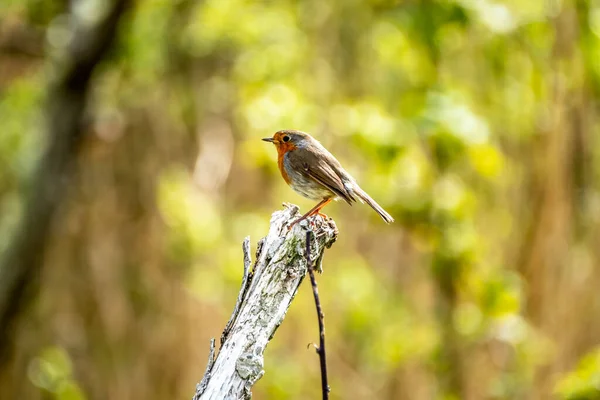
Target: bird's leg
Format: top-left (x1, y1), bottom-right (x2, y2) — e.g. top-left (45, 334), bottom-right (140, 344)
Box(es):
top-left (311, 198), bottom-right (333, 222)
top-left (288, 198), bottom-right (333, 230)
top-left (316, 211), bottom-right (330, 219)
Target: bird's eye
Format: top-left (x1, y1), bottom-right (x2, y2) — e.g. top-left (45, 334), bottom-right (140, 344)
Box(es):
top-left (282, 135), bottom-right (290, 142)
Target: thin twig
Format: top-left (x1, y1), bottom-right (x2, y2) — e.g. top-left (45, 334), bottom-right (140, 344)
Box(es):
top-left (221, 237), bottom-right (253, 346)
top-left (306, 230), bottom-right (330, 400)
top-left (193, 338), bottom-right (216, 400)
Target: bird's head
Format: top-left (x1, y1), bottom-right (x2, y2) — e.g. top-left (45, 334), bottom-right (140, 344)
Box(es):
top-left (262, 130), bottom-right (311, 153)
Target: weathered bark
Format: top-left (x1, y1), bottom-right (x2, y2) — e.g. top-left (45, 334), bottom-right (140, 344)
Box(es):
top-left (194, 204), bottom-right (337, 400)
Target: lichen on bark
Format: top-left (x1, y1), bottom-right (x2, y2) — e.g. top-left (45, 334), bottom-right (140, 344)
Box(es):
top-left (194, 204), bottom-right (337, 400)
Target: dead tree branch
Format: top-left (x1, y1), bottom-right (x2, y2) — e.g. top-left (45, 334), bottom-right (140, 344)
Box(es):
top-left (194, 204), bottom-right (337, 400)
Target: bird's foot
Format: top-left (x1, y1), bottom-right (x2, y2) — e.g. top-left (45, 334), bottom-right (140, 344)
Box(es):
top-left (287, 216), bottom-right (307, 231)
top-left (286, 209), bottom-right (329, 231)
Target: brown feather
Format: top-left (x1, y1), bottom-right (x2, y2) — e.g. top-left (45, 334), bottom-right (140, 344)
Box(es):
top-left (286, 146), bottom-right (355, 204)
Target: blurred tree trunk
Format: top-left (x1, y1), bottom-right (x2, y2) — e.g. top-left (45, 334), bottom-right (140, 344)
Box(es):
top-left (518, 2), bottom-right (600, 397)
top-left (0, 0), bottom-right (131, 371)
top-left (0, 1), bottom-right (205, 399)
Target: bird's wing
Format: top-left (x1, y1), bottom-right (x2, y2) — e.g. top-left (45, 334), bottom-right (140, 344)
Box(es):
top-left (287, 147), bottom-right (356, 205)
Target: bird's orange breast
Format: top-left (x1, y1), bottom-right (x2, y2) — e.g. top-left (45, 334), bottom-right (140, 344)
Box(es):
top-left (276, 142), bottom-right (296, 185)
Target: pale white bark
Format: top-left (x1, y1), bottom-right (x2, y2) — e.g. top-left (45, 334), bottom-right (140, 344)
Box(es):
top-left (194, 204), bottom-right (337, 400)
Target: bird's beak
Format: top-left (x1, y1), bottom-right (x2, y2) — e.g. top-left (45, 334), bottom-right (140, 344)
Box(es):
top-left (262, 137), bottom-right (275, 143)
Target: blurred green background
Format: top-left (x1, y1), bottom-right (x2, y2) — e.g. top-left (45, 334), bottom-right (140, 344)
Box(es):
top-left (2, 0), bottom-right (600, 399)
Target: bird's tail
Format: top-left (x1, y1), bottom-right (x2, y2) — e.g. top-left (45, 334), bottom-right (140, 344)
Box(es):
top-left (353, 185), bottom-right (394, 223)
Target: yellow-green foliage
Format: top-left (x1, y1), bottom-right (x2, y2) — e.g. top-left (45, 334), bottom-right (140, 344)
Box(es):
top-left (1, 0), bottom-right (600, 399)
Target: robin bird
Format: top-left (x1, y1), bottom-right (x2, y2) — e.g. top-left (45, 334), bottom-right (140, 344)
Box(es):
top-left (263, 130), bottom-right (394, 227)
